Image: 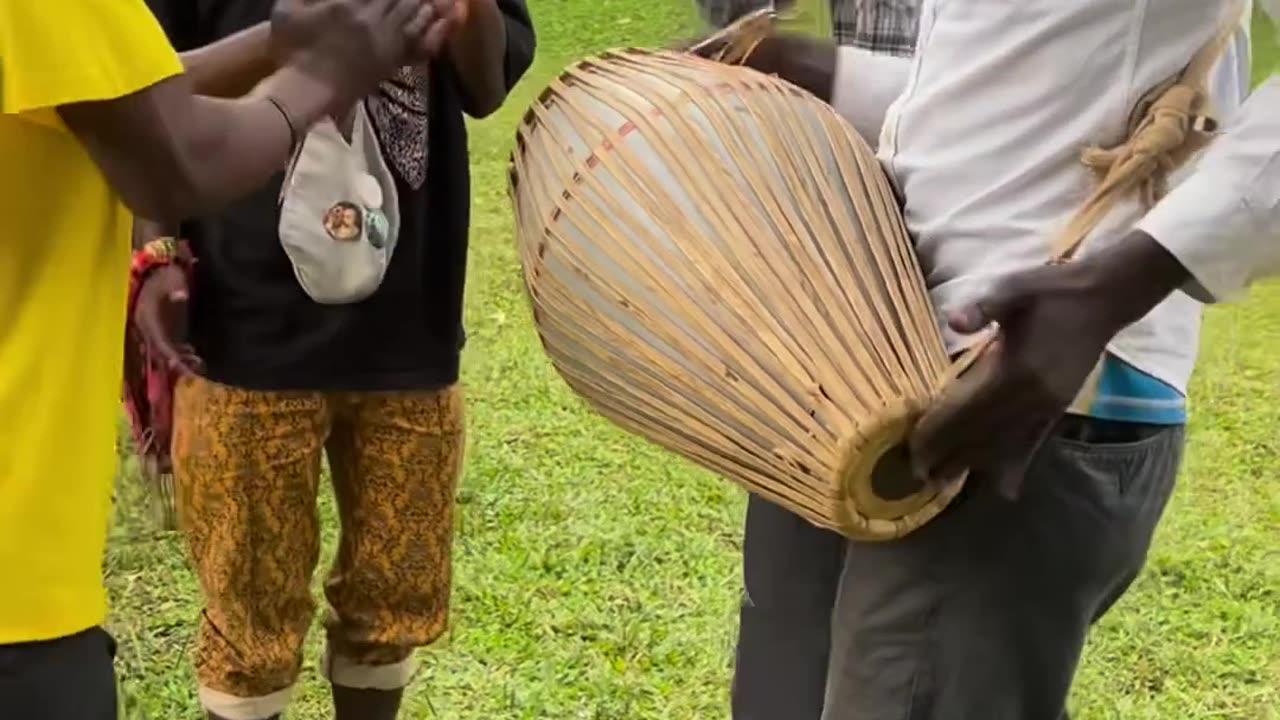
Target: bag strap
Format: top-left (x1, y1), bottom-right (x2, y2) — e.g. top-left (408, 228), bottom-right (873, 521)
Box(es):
top-left (276, 101), bottom-right (377, 209)
top-left (278, 127), bottom-right (311, 207)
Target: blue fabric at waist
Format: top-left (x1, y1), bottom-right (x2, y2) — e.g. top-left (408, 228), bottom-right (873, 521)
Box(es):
top-left (1070, 353), bottom-right (1187, 425)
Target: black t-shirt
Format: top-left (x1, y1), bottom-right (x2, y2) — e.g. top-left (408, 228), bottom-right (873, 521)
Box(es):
top-left (145, 0), bottom-right (535, 392)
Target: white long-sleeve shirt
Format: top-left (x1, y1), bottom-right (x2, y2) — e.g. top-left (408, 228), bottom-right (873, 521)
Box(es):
top-left (829, 0), bottom-right (1277, 397)
top-left (1140, 78), bottom-right (1280, 302)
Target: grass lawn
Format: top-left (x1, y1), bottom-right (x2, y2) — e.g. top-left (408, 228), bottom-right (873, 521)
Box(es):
top-left (107, 4), bottom-right (1279, 718)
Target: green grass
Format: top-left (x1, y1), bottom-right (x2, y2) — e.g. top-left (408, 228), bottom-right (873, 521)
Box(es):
top-left (1257, 9), bottom-right (1279, 79)
top-left (107, 4), bottom-right (1280, 718)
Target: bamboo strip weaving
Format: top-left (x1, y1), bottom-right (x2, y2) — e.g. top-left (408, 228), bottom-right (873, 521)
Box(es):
top-left (509, 48), bottom-right (960, 540)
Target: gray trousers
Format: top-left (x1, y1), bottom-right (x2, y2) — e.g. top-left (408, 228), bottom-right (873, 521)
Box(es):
top-left (732, 494), bottom-right (847, 720)
top-left (821, 417), bottom-right (1185, 720)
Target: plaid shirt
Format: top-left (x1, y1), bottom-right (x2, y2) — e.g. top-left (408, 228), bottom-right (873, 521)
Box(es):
top-left (695, 0), bottom-right (920, 57)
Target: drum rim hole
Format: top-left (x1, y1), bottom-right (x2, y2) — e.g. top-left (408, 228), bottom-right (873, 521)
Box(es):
top-left (870, 443), bottom-right (923, 501)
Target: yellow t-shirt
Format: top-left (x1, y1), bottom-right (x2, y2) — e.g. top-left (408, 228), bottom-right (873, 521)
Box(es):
top-left (0, 0), bottom-right (183, 643)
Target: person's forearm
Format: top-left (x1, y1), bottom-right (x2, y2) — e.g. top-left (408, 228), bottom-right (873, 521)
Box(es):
top-left (1071, 230), bottom-right (1192, 335)
top-left (166, 67), bottom-right (346, 218)
top-left (179, 22), bottom-right (278, 98)
top-left (61, 65), bottom-right (342, 223)
top-left (133, 91), bottom-right (295, 222)
top-left (448, 0), bottom-right (510, 118)
top-left (1135, 77), bottom-right (1280, 303)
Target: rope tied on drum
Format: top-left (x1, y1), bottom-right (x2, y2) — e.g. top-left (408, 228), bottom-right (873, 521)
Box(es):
top-left (1049, 8), bottom-right (1241, 263)
top-left (947, 0), bottom-right (1245, 381)
top-left (1077, 87), bottom-right (1214, 215)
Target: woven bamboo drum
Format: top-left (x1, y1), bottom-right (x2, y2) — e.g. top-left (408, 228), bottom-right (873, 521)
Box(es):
top-left (509, 49), bottom-right (965, 540)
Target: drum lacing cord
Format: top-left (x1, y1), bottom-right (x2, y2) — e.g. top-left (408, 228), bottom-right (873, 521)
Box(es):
top-left (1049, 9), bottom-right (1242, 263)
top-left (942, 0), bottom-right (1246, 385)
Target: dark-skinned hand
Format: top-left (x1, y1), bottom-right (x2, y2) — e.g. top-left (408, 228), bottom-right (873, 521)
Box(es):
top-left (410, 0), bottom-right (470, 61)
top-left (135, 265), bottom-right (202, 378)
top-left (907, 231), bottom-right (1191, 500)
top-left (271, 0), bottom-right (429, 98)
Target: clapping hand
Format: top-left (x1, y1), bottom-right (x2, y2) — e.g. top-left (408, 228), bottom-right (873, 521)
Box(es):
top-left (270, 0), bottom-right (465, 101)
top-left (408, 0), bottom-right (469, 61)
top-left (135, 264), bottom-right (202, 377)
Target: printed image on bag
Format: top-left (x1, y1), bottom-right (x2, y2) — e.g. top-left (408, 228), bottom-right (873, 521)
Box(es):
top-left (278, 101), bottom-right (401, 304)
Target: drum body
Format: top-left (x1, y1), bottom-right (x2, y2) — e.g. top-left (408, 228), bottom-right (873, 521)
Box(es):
top-left (510, 49), bottom-right (964, 540)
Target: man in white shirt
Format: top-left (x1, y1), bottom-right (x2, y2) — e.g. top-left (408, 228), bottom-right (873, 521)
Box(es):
top-left (820, 2), bottom-right (1274, 719)
top-left (706, 1), bottom-right (1277, 718)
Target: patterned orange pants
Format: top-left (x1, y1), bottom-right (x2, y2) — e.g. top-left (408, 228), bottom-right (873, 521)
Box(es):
top-left (172, 377), bottom-right (464, 720)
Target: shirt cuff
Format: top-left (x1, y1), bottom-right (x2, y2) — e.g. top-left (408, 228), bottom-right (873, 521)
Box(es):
top-left (1136, 173), bottom-right (1257, 304)
top-left (829, 46), bottom-right (911, 151)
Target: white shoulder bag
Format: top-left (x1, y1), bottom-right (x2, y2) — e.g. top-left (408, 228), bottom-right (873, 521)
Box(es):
top-left (278, 101), bottom-right (401, 304)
